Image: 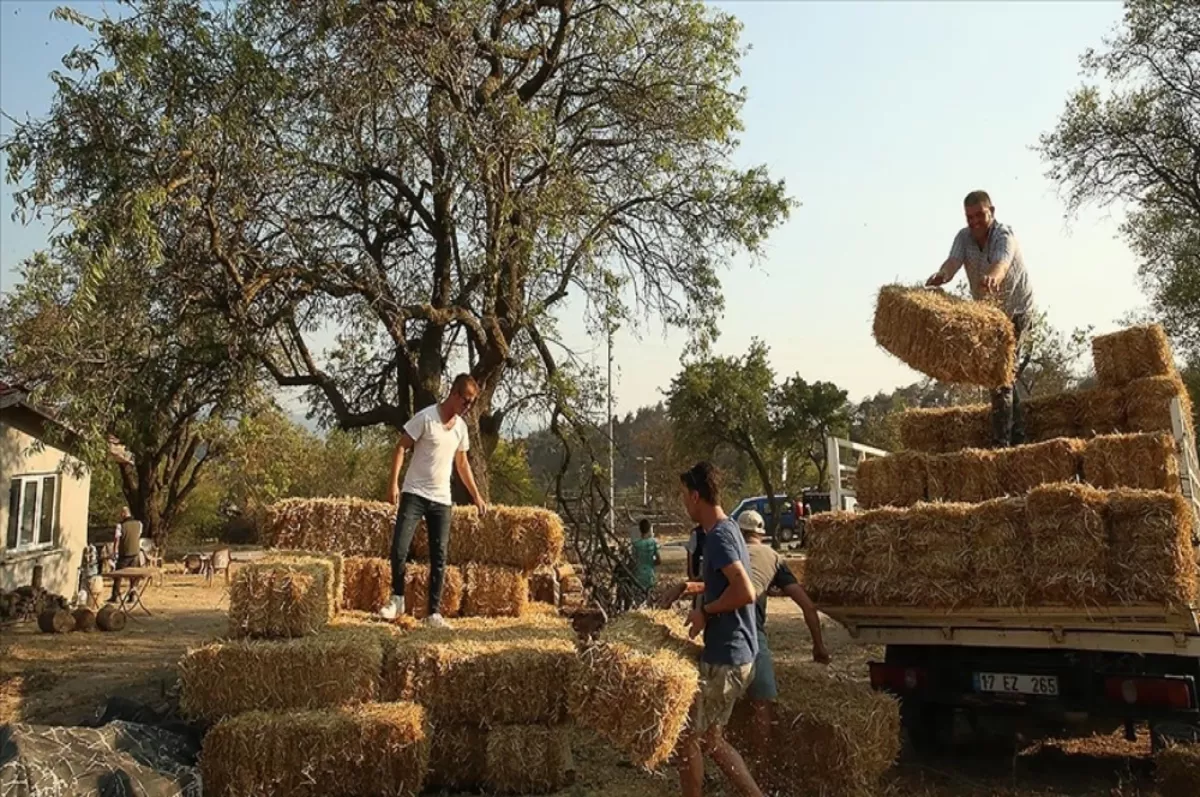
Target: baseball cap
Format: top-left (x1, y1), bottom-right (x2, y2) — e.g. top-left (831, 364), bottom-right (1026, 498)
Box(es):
top-left (737, 510), bottom-right (766, 534)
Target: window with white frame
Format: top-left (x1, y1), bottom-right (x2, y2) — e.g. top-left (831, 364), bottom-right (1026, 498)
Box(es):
top-left (6, 473), bottom-right (59, 553)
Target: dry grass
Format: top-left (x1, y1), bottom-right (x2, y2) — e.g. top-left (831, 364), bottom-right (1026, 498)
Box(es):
top-left (463, 563), bottom-right (529, 617)
top-left (228, 560), bottom-right (335, 639)
top-left (898, 405), bottom-right (992, 453)
top-left (568, 609), bottom-right (701, 771)
top-left (382, 615), bottom-right (576, 725)
top-left (873, 285), bottom-right (1016, 388)
top-left (1093, 324), bottom-right (1175, 388)
top-left (729, 661), bottom-right (901, 797)
top-left (1024, 484), bottom-right (1109, 606)
top-left (1107, 489), bottom-right (1197, 608)
top-left (200, 702), bottom-right (429, 797)
top-left (178, 625), bottom-right (395, 722)
top-left (856, 452), bottom-right (927, 508)
top-left (1156, 743), bottom-right (1200, 797)
top-left (1080, 433), bottom-right (1180, 492)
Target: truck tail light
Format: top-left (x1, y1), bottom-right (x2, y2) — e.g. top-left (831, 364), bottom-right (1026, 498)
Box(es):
top-left (869, 662), bottom-right (928, 693)
top-left (1104, 676), bottom-right (1194, 710)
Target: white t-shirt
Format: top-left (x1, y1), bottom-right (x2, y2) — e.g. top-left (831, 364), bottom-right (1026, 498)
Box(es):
top-left (401, 404), bottom-right (470, 506)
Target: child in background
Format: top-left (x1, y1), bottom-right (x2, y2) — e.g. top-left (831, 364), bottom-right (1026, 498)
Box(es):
top-left (632, 518), bottom-right (661, 598)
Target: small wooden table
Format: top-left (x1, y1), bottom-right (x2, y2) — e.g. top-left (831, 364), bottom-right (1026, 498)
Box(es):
top-left (101, 567), bottom-right (160, 617)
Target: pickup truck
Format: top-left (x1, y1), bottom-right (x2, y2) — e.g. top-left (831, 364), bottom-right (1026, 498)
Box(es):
top-left (821, 408), bottom-right (1200, 753)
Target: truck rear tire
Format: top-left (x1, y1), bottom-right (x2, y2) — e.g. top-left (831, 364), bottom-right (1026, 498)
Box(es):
top-left (900, 699), bottom-right (952, 757)
top-left (1151, 720), bottom-right (1200, 754)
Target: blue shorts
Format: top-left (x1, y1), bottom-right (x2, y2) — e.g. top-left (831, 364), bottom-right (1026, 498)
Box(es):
top-left (747, 633), bottom-right (777, 701)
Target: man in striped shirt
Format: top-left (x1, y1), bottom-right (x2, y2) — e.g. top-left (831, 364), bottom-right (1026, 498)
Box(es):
top-left (927, 190), bottom-right (1035, 447)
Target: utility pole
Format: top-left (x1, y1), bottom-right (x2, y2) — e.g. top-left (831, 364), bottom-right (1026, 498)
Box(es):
top-left (607, 321), bottom-right (615, 538)
top-left (636, 456), bottom-right (654, 506)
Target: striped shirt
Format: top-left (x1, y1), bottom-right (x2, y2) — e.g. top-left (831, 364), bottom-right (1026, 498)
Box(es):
top-left (945, 221), bottom-right (1034, 318)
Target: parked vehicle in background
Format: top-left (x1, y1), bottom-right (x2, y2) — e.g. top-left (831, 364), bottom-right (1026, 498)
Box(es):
top-left (730, 495), bottom-right (802, 545)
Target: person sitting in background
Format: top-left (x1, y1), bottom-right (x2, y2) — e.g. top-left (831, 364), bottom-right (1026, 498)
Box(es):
top-left (632, 518), bottom-right (661, 599)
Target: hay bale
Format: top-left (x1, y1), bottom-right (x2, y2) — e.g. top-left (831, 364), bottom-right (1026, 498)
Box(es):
top-left (872, 285), bottom-right (1016, 388)
top-left (529, 567), bottom-right (559, 605)
top-left (1024, 392), bottom-right (1080, 442)
top-left (568, 610), bottom-right (700, 770)
top-left (1077, 387), bottom-right (1127, 436)
top-left (463, 564), bottom-right (529, 618)
top-left (997, 438), bottom-right (1083, 495)
top-left (263, 497), bottom-right (394, 558)
top-left (261, 550), bottom-right (344, 611)
top-left (485, 725), bottom-right (575, 794)
top-left (1157, 742), bottom-right (1200, 797)
top-left (926, 448), bottom-right (1001, 503)
top-left (803, 512), bottom-right (865, 606)
top-left (71, 608), bottom-right (96, 632)
top-left (228, 560), bottom-right (335, 639)
top-left (404, 563), bottom-right (464, 619)
top-left (427, 724), bottom-right (488, 789)
top-left (729, 661), bottom-right (900, 797)
top-left (1125, 375), bottom-right (1194, 436)
top-left (1025, 484), bottom-right (1109, 606)
top-left (855, 452), bottom-right (927, 508)
top-left (342, 556), bottom-right (392, 613)
top-left (411, 506), bottom-right (565, 572)
top-left (37, 609), bottom-right (74, 634)
top-left (853, 508), bottom-right (909, 605)
top-left (201, 702), bottom-right (429, 797)
top-left (1093, 324), bottom-right (1175, 388)
top-left (897, 503), bottom-right (972, 607)
top-left (96, 604), bottom-right (126, 632)
top-left (383, 615), bottom-right (575, 725)
top-left (966, 497), bottom-right (1029, 607)
top-left (1107, 489), bottom-right (1197, 608)
top-left (1081, 433), bottom-right (1180, 492)
top-left (898, 404), bottom-right (991, 453)
top-left (179, 626), bottom-right (391, 722)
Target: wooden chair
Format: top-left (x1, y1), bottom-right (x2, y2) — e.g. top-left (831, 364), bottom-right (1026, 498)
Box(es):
top-left (207, 548), bottom-right (232, 585)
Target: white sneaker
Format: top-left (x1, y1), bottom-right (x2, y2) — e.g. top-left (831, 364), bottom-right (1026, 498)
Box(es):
top-left (425, 613), bottom-right (450, 629)
top-left (379, 594), bottom-right (405, 620)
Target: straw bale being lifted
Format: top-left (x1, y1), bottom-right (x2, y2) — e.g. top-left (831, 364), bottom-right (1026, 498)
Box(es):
top-left (966, 497), bottom-right (1029, 608)
top-left (729, 662), bottom-right (900, 797)
top-left (263, 497), bottom-right (394, 558)
top-left (1107, 489), bottom-right (1197, 608)
top-left (179, 626), bottom-right (391, 722)
top-left (411, 506), bottom-right (565, 572)
top-left (1093, 324), bottom-right (1175, 388)
top-left (201, 702), bottom-right (429, 797)
top-left (873, 285), bottom-right (1016, 388)
top-left (463, 564), bottom-right (528, 617)
top-left (1025, 484), bottom-right (1109, 606)
top-left (1081, 433), bottom-right (1180, 492)
top-left (228, 560), bottom-right (336, 639)
top-left (897, 503), bottom-right (972, 608)
top-left (855, 452), bottom-right (927, 508)
top-left (1125, 375), bottom-right (1194, 436)
top-left (898, 404), bottom-right (991, 453)
top-left (485, 725), bottom-right (576, 794)
top-left (926, 448), bottom-right (1001, 504)
top-left (342, 556), bottom-right (392, 613)
top-left (1157, 742), bottom-right (1200, 797)
top-left (568, 610), bottom-right (700, 770)
top-left (383, 615), bottom-right (576, 725)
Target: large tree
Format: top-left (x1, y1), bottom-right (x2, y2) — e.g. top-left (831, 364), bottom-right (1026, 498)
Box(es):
top-left (1040, 0), bottom-right (1200, 355)
top-left (4, 0), bottom-right (791, 502)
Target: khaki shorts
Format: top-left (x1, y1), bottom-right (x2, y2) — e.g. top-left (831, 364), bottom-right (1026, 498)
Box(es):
top-left (692, 661), bottom-right (754, 736)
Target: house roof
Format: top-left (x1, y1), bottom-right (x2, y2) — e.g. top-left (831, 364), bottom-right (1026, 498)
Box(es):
top-left (0, 382), bottom-right (134, 464)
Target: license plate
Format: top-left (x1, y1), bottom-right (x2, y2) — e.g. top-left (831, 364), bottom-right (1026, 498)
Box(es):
top-left (974, 672), bottom-right (1059, 696)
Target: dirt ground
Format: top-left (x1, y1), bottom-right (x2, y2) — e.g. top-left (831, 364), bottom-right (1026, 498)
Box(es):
top-left (0, 566), bottom-right (1167, 796)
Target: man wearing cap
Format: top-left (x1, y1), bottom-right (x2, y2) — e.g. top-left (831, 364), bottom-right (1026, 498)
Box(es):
top-left (926, 190), bottom-right (1035, 447)
top-left (737, 509), bottom-right (830, 748)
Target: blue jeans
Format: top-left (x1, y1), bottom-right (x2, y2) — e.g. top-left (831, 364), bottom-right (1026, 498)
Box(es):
top-left (391, 492), bottom-right (452, 613)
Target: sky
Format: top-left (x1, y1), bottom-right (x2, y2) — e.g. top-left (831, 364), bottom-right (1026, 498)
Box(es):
top-left (0, 1), bottom-right (1142, 420)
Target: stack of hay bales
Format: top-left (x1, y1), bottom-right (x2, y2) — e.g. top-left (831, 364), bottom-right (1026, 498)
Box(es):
top-left (267, 500), bottom-right (564, 619)
top-left (813, 324), bottom-right (1198, 613)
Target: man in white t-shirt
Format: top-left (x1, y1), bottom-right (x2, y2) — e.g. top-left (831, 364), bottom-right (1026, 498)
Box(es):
top-left (380, 374), bottom-right (487, 627)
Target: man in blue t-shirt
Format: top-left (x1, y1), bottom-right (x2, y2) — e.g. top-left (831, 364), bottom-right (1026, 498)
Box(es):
top-left (675, 462), bottom-right (763, 797)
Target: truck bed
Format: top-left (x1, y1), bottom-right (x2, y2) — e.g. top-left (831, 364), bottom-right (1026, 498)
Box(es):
top-left (825, 603), bottom-right (1200, 657)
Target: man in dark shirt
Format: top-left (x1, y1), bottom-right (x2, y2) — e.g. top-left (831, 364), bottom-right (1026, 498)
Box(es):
top-left (676, 462), bottom-right (763, 797)
top-left (738, 510), bottom-right (830, 748)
